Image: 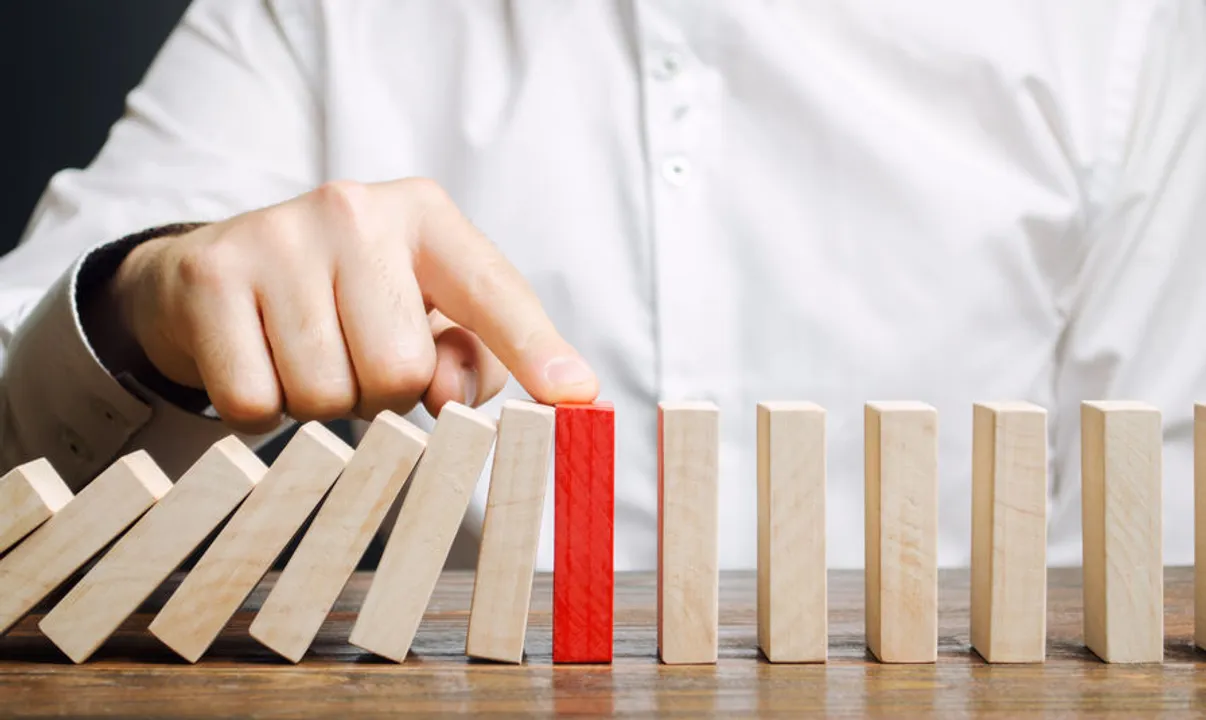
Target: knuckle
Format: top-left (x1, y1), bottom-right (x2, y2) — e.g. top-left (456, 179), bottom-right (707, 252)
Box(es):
top-left (361, 346), bottom-right (437, 403)
top-left (311, 179), bottom-right (371, 226)
top-left (399, 176), bottom-right (451, 210)
top-left (175, 242), bottom-right (240, 291)
top-left (215, 387), bottom-right (282, 431)
top-left (285, 384), bottom-right (356, 422)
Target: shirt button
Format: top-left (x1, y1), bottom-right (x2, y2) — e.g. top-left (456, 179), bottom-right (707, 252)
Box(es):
top-left (652, 51), bottom-right (684, 81)
top-left (661, 156), bottom-right (692, 187)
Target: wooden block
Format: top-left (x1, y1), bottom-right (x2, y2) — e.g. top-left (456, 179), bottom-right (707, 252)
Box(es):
top-left (756, 401), bottom-right (826, 663)
top-left (552, 402), bottom-right (615, 664)
top-left (149, 423), bottom-right (353, 662)
top-left (249, 410), bottom-right (427, 663)
top-left (466, 400), bottom-right (555, 663)
top-left (1081, 401), bottom-right (1163, 663)
top-left (864, 401), bottom-right (938, 664)
top-left (350, 402), bottom-right (497, 662)
top-left (970, 402), bottom-right (1048, 663)
top-left (658, 401), bottom-right (719, 665)
top-left (0, 459), bottom-right (73, 555)
top-left (38, 437), bottom-right (265, 663)
top-left (1197, 403), bottom-right (1206, 650)
top-left (0, 452), bottom-right (171, 636)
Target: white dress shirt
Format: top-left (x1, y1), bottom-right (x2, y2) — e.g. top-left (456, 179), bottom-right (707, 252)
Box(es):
top-left (1, 0), bottom-right (1204, 571)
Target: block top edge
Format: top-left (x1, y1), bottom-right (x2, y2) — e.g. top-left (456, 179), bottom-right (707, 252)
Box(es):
top-left (658, 400), bottom-right (720, 412)
top-left (114, 450), bottom-right (175, 499)
top-left (757, 401), bottom-right (825, 412)
top-left (15, 458), bottom-right (73, 510)
top-left (555, 401), bottom-right (614, 411)
top-left (1081, 400), bottom-right (1159, 413)
top-left (207, 435), bottom-right (270, 482)
top-left (295, 421), bottom-right (355, 461)
top-left (502, 398), bottom-right (555, 417)
top-left (372, 409), bottom-right (431, 445)
top-left (438, 400), bottom-right (498, 432)
top-left (975, 401), bottom-right (1047, 414)
top-left (866, 400), bottom-right (936, 412)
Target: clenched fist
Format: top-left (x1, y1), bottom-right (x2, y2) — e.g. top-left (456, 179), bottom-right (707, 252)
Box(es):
top-left (102, 179), bottom-right (599, 432)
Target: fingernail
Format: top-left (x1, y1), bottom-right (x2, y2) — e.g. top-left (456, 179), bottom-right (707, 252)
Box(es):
top-left (542, 355), bottom-right (595, 388)
top-left (462, 368), bottom-right (479, 407)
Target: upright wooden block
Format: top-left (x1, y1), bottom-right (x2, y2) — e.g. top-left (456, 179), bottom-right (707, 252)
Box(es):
top-left (250, 410), bottom-right (427, 663)
top-left (466, 400), bottom-right (555, 663)
top-left (1081, 401), bottom-right (1163, 663)
top-left (756, 402), bottom-right (826, 663)
top-left (38, 437), bottom-right (265, 663)
top-left (658, 401), bottom-right (719, 665)
top-left (864, 401), bottom-right (938, 664)
top-left (0, 452), bottom-right (171, 636)
top-left (553, 402), bottom-right (615, 664)
top-left (0, 459), bottom-right (73, 555)
top-left (149, 423), bottom-right (353, 662)
top-left (1197, 404), bottom-right (1206, 650)
top-left (970, 402), bottom-right (1048, 663)
top-left (350, 402), bottom-right (497, 662)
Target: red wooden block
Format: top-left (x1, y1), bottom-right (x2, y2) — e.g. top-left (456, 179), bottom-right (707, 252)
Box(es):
top-left (553, 402), bottom-right (615, 664)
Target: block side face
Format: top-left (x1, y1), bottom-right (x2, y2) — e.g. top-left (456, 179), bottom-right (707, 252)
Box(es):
top-left (874, 407), bottom-right (938, 663)
top-left (0, 466), bottom-right (58, 554)
top-left (351, 406), bottom-right (497, 661)
top-left (986, 409), bottom-right (1048, 662)
top-left (864, 405), bottom-right (882, 657)
top-left (1080, 404), bottom-right (1108, 658)
top-left (658, 405), bottom-right (719, 665)
top-left (657, 405), bottom-right (665, 655)
top-left (756, 404), bottom-right (771, 656)
top-left (1197, 404), bottom-right (1206, 648)
top-left (249, 414), bottom-right (427, 663)
top-left (467, 403), bottom-right (554, 663)
top-left (1099, 409), bottom-right (1163, 662)
top-left (969, 405), bottom-right (996, 656)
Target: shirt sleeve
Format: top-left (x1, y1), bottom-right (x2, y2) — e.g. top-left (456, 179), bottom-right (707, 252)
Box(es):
top-left (0, 0), bottom-right (321, 488)
top-left (1049, 0), bottom-right (1206, 565)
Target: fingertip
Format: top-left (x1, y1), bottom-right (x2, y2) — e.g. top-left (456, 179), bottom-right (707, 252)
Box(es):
top-left (529, 354), bottom-right (600, 405)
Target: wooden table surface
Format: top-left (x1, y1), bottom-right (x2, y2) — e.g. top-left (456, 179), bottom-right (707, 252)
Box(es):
top-left (1, 567), bottom-right (1203, 717)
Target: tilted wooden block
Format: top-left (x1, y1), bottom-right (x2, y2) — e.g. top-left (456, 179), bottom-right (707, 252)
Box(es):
top-left (149, 423), bottom-right (353, 662)
top-left (1197, 404), bottom-right (1206, 650)
top-left (553, 402), bottom-right (615, 664)
top-left (757, 402), bottom-right (826, 663)
top-left (350, 402), bottom-right (496, 662)
top-left (250, 411), bottom-right (427, 663)
top-left (0, 458), bottom-right (73, 555)
top-left (658, 401), bottom-right (719, 665)
top-left (970, 402), bottom-right (1047, 663)
top-left (865, 401), bottom-right (938, 664)
top-left (39, 437), bottom-right (265, 663)
top-left (1081, 401), bottom-right (1163, 663)
top-left (0, 452), bottom-right (171, 636)
top-left (466, 400), bottom-right (555, 664)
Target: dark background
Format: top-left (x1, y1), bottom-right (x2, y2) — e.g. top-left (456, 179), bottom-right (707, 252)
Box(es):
top-left (1, 1), bottom-right (189, 254)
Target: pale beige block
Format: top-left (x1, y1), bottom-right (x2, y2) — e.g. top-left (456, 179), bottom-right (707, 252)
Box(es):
top-left (1081, 401), bottom-right (1163, 663)
top-left (970, 402), bottom-right (1048, 663)
top-left (865, 401), bottom-right (938, 664)
top-left (149, 423), bottom-right (354, 662)
top-left (466, 400), bottom-right (554, 663)
top-left (38, 437), bottom-right (265, 663)
top-left (250, 411), bottom-right (428, 663)
top-left (350, 402), bottom-right (497, 662)
top-left (0, 452), bottom-right (171, 636)
top-left (756, 402), bottom-right (826, 663)
top-left (657, 401), bottom-right (720, 665)
top-left (1197, 404), bottom-right (1206, 649)
top-left (0, 459), bottom-right (73, 555)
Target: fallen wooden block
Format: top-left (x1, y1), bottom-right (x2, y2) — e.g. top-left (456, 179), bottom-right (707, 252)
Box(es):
top-left (149, 423), bottom-right (353, 662)
top-left (658, 401), bottom-right (719, 665)
top-left (552, 402), bottom-right (615, 664)
top-left (38, 437), bottom-right (265, 663)
top-left (466, 400), bottom-right (555, 664)
top-left (865, 401), bottom-right (938, 664)
top-left (0, 451), bottom-right (171, 636)
top-left (756, 401), bottom-right (826, 663)
top-left (970, 402), bottom-right (1047, 663)
top-left (0, 458), bottom-right (73, 555)
top-left (1081, 401), bottom-right (1163, 663)
top-left (250, 410), bottom-right (427, 663)
top-left (350, 402), bottom-right (497, 662)
top-left (1197, 403), bottom-right (1206, 650)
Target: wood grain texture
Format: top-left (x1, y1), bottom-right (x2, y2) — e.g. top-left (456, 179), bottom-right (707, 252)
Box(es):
top-left (149, 423), bottom-right (353, 662)
top-left (0, 451), bottom-right (171, 637)
top-left (553, 402), bottom-right (615, 664)
top-left (350, 402), bottom-right (496, 662)
top-left (0, 459), bottom-right (72, 555)
top-left (1197, 403), bottom-right (1205, 649)
top-left (970, 402), bottom-right (1047, 663)
top-left (39, 437), bottom-right (265, 663)
top-left (467, 400), bottom-right (555, 663)
top-left (658, 401), bottom-right (719, 665)
top-left (756, 401), bottom-right (826, 663)
top-left (250, 411), bottom-right (427, 663)
top-left (1081, 401), bottom-right (1163, 663)
top-left (3, 568), bottom-right (1205, 718)
top-left (864, 401), bottom-right (938, 663)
